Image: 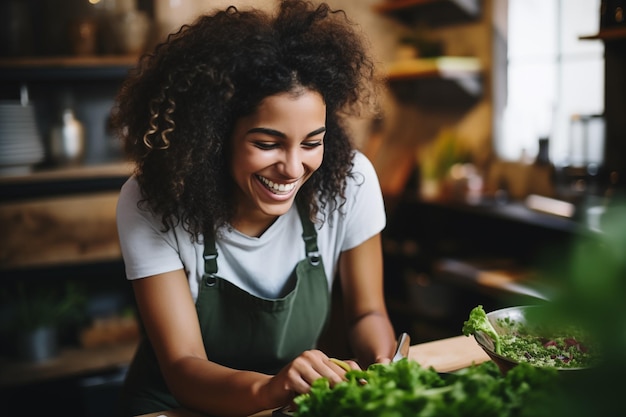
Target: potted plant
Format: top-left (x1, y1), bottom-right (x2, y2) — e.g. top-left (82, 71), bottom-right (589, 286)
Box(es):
top-left (3, 281), bottom-right (86, 362)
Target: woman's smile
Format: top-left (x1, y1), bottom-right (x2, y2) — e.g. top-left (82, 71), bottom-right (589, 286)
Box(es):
top-left (256, 175), bottom-right (299, 195)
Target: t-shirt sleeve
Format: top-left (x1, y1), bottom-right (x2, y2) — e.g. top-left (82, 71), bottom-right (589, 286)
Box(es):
top-left (116, 177), bottom-right (185, 280)
top-left (340, 151), bottom-right (386, 251)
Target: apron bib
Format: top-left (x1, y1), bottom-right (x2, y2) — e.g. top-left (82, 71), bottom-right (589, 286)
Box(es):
top-left (117, 201), bottom-right (330, 416)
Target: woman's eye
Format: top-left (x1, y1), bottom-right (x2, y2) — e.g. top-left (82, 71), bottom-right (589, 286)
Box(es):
top-left (254, 142), bottom-right (279, 150)
top-left (303, 140), bottom-right (323, 149)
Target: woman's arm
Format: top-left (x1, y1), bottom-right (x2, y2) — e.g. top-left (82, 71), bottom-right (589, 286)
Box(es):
top-left (133, 270), bottom-right (349, 416)
top-left (339, 233), bottom-right (397, 367)
top-left (132, 270), bottom-right (271, 415)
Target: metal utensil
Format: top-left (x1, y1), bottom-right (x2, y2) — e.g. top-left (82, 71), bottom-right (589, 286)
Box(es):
top-left (392, 332), bottom-right (411, 363)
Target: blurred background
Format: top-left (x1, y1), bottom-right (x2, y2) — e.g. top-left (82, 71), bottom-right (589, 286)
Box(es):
top-left (0, 0), bottom-right (624, 416)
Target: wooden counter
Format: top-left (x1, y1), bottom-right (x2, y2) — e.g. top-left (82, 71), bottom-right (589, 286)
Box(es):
top-left (137, 335), bottom-right (490, 417)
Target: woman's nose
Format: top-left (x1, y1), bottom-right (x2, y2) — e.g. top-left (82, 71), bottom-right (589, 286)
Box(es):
top-left (280, 149), bottom-right (304, 178)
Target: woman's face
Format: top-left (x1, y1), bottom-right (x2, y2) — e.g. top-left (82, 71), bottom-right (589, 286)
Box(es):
top-left (230, 89), bottom-right (326, 234)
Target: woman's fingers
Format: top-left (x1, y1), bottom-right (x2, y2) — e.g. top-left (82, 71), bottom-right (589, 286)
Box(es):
top-left (342, 359), bottom-right (361, 370)
top-left (289, 351), bottom-right (347, 389)
top-left (277, 349), bottom-right (366, 398)
top-left (328, 357), bottom-right (352, 372)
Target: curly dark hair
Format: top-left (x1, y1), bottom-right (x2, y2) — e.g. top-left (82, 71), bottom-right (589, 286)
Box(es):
top-left (110, 0), bottom-right (381, 241)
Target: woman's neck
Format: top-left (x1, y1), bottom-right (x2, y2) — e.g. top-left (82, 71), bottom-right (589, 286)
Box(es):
top-left (230, 213), bottom-right (279, 238)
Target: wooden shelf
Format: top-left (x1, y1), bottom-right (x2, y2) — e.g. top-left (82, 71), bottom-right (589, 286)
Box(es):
top-left (0, 341), bottom-right (137, 388)
top-left (0, 54), bottom-right (140, 81)
top-left (385, 57), bottom-right (482, 108)
top-left (373, 0), bottom-right (482, 26)
top-left (386, 56), bottom-right (481, 79)
top-left (433, 257), bottom-right (553, 301)
top-left (0, 189), bottom-right (122, 270)
top-left (0, 161), bottom-right (133, 185)
top-left (0, 163), bottom-right (133, 270)
top-left (579, 26), bottom-right (626, 41)
top-left (0, 55), bottom-right (140, 68)
top-left (0, 161), bottom-right (133, 202)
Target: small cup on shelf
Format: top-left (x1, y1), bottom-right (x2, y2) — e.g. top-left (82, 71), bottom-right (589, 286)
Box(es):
top-left (68, 18), bottom-right (98, 56)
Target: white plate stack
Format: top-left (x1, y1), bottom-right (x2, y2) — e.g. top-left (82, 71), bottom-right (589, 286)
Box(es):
top-left (0, 101), bottom-right (45, 176)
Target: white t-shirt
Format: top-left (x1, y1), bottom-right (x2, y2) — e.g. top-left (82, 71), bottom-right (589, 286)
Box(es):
top-left (116, 151), bottom-right (386, 301)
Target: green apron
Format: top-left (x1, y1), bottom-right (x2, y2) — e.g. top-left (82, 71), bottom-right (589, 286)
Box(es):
top-left (117, 201), bottom-right (330, 416)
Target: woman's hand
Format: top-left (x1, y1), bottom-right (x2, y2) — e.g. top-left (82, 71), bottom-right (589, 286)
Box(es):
top-left (264, 349), bottom-right (360, 404)
top-left (373, 355), bottom-right (392, 365)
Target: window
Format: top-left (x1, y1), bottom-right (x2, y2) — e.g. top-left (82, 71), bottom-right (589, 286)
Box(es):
top-left (498, 0), bottom-right (604, 167)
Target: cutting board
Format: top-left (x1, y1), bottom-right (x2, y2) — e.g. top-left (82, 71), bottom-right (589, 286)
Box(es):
top-left (409, 334), bottom-right (490, 372)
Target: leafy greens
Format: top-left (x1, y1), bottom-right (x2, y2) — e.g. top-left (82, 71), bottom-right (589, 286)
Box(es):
top-left (293, 359), bottom-right (562, 417)
top-left (462, 304), bottom-right (502, 354)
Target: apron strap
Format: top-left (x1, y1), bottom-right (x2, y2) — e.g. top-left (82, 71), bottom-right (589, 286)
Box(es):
top-left (296, 198), bottom-right (321, 267)
top-left (203, 232), bottom-right (219, 277)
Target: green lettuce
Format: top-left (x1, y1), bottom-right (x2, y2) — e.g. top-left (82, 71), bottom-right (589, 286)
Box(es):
top-left (293, 359), bottom-right (562, 417)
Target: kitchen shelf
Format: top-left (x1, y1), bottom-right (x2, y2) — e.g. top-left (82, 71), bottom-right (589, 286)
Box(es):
top-left (414, 197), bottom-right (581, 235)
top-left (373, 0), bottom-right (482, 26)
top-left (0, 161), bottom-right (133, 183)
top-left (0, 341), bottom-right (137, 388)
top-left (0, 161), bottom-right (133, 201)
top-left (384, 196), bottom-right (582, 267)
top-left (0, 163), bottom-right (132, 271)
top-left (579, 26), bottom-right (626, 42)
top-left (0, 54), bottom-right (140, 81)
top-left (433, 257), bottom-right (554, 301)
top-left (386, 56), bottom-right (481, 79)
top-left (0, 189), bottom-right (122, 270)
top-left (385, 57), bottom-right (482, 107)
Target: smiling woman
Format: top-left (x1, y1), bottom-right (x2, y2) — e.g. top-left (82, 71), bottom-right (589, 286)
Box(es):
top-left (108, 1), bottom-right (396, 416)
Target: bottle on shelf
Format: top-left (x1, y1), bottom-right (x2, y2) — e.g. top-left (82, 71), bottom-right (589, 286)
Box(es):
top-left (49, 108), bottom-right (85, 166)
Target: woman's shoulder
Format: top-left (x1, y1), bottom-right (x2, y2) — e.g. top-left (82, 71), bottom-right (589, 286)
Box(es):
top-left (347, 150), bottom-right (379, 186)
top-left (352, 149), bottom-right (372, 166)
top-left (351, 150), bottom-right (374, 171)
top-left (117, 176), bottom-right (141, 207)
top-left (120, 175), bottom-right (140, 193)
top-left (117, 176), bottom-right (147, 217)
